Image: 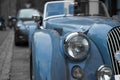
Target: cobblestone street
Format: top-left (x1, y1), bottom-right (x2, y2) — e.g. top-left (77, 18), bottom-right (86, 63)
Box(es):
top-left (10, 43), bottom-right (30, 80)
top-left (0, 29), bottom-right (30, 80)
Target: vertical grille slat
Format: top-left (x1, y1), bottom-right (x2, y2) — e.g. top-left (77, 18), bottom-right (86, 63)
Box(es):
top-left (107, 35), bottom-right (117, 74)
top-left (109, 32), bottom-right (117, 52)
top-left (111, 31), bottom-right (120, 74)
top-left (114, 29), bottom-right (120, 50)
top-left (107, 27), bottom-right (120, 75)
top-left (107, 33), bottom-right (118, 74)
top-left (112, 31), bottom-right (119, 51)
top-left (117, 29), bottom-right (120, 50)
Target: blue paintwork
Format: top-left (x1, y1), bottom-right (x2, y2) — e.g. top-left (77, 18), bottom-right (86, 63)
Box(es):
top-left (31, 1), bottom-right (120, 80)
top-left (32, 16), bottom-right (120, 80)
top-left (28, 22), bottom-right (38, 47)
top-left (32, 30), bottom-right (66, 80)
top-left (32, 28), bottom-right (104, 80)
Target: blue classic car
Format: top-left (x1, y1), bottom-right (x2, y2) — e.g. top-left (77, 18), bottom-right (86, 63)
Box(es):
top-left (30, 1), bottom-right (120, 80)
top-left (14, 8), bottom-right (41, 45)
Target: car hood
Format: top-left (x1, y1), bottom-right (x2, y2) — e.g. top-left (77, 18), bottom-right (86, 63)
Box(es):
top-left (46, 16), bottom-right (120, 33)
top-left (17, 20), bottom-right (38, 35)
top-left (17, 20), bottom-right (38, 30)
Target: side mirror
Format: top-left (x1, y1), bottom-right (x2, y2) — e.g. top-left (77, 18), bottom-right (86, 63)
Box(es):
top-left (32, 15), bottom-right (43, 26)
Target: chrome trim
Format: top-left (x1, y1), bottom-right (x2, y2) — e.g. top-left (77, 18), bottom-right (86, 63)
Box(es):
top-left (101, 1), bottom-right (110, 17)
top-left (107, 34), bottom-right (117, 74)
top-left (64, 32), bottom-right (90, 61)
top-left (96, 65), bottom-right (112, 80)
top-left (109, 32), bottom-right (119, 74)
top-left (97, 65), bottom-right (110, 71)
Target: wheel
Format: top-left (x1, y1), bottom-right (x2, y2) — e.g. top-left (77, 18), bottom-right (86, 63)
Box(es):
top-left (30, 52), bottom-right (34, 80)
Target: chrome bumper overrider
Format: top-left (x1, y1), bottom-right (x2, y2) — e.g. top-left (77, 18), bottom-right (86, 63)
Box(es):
top-left (115, 75), bottom-right (120, 80)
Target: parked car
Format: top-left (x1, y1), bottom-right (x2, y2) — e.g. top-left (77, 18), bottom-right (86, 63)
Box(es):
top-left (14, 8), bottom-right (41, 45)
top-left (0, 17), bottom-right (6, 30)
top-left (30, 1), bottom-right (120, 80)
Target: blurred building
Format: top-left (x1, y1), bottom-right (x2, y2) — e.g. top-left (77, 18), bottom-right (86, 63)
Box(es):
top-left (16, 0), bottom-right (57, 13)
top-left (74, 0), bottom-right (120, 16)
top-left (0, 0), bottom-right (16, 21)
top-left (66, 0), bottom-right (120, 16)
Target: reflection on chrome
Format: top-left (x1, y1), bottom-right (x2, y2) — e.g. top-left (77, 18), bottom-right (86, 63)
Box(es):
top-left (115, 51), bottom-right (120, 63)
top-left (96, 65), bottom-right (112, 80)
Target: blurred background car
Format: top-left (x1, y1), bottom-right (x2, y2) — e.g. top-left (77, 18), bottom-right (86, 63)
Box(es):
top-left (14, 8), bottom-right (41, 46)
top-left (0, 16), bottom-right (6, 30)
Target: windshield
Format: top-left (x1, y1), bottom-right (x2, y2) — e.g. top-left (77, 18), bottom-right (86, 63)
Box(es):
top-left (18, 9), bottom-right (40, 19)
top-left (44, 1), bottom-right (109, 19)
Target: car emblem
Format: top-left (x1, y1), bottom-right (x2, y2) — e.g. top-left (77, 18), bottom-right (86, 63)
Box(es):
top-left (114, 51), bottom-right (120, 63)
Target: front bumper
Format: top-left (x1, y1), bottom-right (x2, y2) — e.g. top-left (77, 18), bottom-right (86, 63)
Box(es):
top-left (114, 75), bottom-right (120, 80)
top-left (15, 30), bottom-right (28, 42)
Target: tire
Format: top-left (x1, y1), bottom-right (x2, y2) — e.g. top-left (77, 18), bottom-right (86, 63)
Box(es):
top-left (14, 35), bottom-right (19, 46)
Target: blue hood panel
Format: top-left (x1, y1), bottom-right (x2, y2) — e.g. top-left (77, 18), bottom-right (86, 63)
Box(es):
top-left (46, 16), bottom-right (120, 34)
top-left (47, 16), bottom-right (120, 26)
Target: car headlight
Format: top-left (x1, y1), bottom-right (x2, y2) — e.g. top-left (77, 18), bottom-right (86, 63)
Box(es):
top-left (72, 65), bottom-right (83, 79)
top-left (16, 24), bottom-right (21, 30)
top-left (0, 22), bottom-right (2, 26)
top-left (64, 32), bottom-right (90, 61)
top-left (96, 65), bottom-right (113, 80)
top-left (16, 26), bottom-right (20, 30)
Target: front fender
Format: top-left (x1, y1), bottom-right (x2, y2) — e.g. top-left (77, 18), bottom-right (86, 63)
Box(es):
top-left (32, 29), bottom-right (67, 80)
top-left (28, 24), bottom-right (38, 47)
top-left (88, 24), bottom-right (113, 66)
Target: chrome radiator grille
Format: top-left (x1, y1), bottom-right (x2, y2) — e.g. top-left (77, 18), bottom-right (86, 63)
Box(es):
top-left (107, 27), bottom-right (120, 75)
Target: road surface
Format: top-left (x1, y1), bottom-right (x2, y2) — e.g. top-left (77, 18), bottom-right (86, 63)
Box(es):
top-left (0, 29), bottom-right (30, 80)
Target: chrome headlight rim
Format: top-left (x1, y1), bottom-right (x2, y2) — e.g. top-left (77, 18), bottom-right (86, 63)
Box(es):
top-left (63, 32), bottom-right (90, 61)
top-left (96, 65), bottom-right (113, 80)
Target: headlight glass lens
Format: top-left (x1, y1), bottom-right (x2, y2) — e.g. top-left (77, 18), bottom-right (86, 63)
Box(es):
top-left (64, 32), bottom-right (89, 60)
top-left (97, 65), bottom-right (113, 80)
